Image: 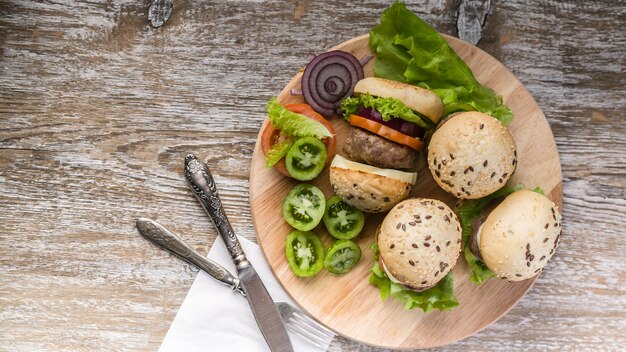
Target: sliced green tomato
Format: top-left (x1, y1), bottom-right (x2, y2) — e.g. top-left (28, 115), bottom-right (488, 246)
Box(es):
top-left (282, 184), bottom-right (326, 231)
top-left (285, 230), bottom-right (325, 277)
top-left (285, 136), bottom-right (327, 181)
top-left (323, 196), bottom-right (365, 240)
top-left (324, 239), bottom-right (362, 275)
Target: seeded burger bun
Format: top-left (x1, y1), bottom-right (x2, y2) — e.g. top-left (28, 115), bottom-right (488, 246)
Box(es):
top-left (478, 190), bottom-right (562, 281)
top-left (354, 77), bottom-right (444, 123)
top-left (329, 155), bottom-right (416, 213)
top-left (377, 198), bottom-right (462, 291)
top-left (428, 111), bottom-right (517, 199)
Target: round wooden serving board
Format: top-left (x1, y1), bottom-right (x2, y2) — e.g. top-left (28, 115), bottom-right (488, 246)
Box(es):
top-left (249, 35), bottom-right (562, 349)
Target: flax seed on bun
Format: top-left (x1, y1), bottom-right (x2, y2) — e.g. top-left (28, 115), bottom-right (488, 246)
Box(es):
top-left (354, 77), bottom-right (444, 123)
top-left (377, 198), bottom-right (462, 290)
top-left (329, 155), bottom-right (416, 213)
top-left (478, 190), bottom-right (562, 281)
top-left (428, 111), bottom-right (517, 199)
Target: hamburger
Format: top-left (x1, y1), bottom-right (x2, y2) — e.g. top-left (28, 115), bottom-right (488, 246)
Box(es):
top-left (428, 111), bottom-right (517, 199)
top-left (330, 77), bottom-right (444, 213)
top-left (377, 198), bottom-right (462, 291)
top-left (465, 189), bottom-right (562, 281)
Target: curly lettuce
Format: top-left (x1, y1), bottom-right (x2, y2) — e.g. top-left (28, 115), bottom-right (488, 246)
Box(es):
top-left (458, 185), bottom-right (544, 284)
top-left (340, 93), bottom-right (434, 129)
top-left (266, 98), bottom-right (332, 139)
top-left (369, 2), bottom-right (513, 124)
top-left (264, 139), bottom-right (293, 168)
top-left (369, 243), bottom-right (458, 312)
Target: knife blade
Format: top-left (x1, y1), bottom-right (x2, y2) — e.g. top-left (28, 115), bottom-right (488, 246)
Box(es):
top-left (184, 154), bottom-right (293, 352)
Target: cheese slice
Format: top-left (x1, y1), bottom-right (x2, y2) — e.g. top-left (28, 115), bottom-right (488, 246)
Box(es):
top-left (381, 258), bottom-right (404, 284)
top-left (331, 155), bottom-right (417, 185)
top-left (476, 223), bottom-right (484, 249)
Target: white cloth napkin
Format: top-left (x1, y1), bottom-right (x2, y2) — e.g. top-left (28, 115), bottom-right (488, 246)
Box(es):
top-left (158, 235), bottom-right (331, 352)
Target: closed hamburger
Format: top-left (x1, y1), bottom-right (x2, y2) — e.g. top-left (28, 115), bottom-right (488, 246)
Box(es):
top-left (428, 111), bottom-right (517, 200)
top-left (468, 189), bottom-right (562, 281)
top-left (377, 198), bottom-right (462, 291)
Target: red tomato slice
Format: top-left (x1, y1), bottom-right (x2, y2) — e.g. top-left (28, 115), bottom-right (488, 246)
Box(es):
top-left (349, 114), bottom-right (423, 151)
top-left (261, 103), bottom-right (336, 177)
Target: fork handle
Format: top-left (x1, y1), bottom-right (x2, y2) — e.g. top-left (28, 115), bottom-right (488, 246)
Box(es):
top-left (184, 154), bottom-right (250, 271)
top-left (136, 218), bottom-right (243, 295)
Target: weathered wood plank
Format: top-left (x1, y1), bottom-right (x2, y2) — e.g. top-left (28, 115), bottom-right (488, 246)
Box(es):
top-left (1, 0), bottom-right (625, 351)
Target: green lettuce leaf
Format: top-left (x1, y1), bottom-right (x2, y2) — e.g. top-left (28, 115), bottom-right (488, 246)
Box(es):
top-left (369, 2), bottom-right (513, 125)
top-left (457, 185), bottom-right (544, 284)
top-left (340, 93), bottom-right (434, 129)
top-left (368, 243), bottom-right (459, 312)
top-left (265, 98), bottom-right (332, 139)
top-left (265, 139), bottom-right (293, 168)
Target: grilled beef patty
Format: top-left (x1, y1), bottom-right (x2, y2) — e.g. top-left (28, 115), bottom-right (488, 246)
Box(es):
top-left (342, 127), bottom-right (418, 170)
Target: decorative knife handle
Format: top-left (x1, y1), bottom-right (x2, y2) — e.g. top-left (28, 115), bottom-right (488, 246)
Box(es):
top-left (136, 218), bottom-right (243, 294)
top-left (184, 154), bottom-right (250, 270)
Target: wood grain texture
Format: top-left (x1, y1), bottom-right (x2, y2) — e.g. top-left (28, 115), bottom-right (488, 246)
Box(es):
top-left (0, 0), bottom-right (624, 351)
top-left (250, 34), bottom-right (562, 349)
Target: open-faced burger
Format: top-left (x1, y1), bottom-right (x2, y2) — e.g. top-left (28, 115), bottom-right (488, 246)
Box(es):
top-left (329, 77), bottom-right (444, 213)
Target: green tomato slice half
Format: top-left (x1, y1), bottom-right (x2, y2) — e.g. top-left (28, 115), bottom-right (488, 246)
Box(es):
top-left (322, 195), bottom-right (365, 240)
top-left (324, 239), bottom-right (362, 275)
top-left (282, 184), bottom-right (326, 231)
top-left (285, 136), bottom-right (327, 181)
top-left (285, 230), bottom-right (325, 277)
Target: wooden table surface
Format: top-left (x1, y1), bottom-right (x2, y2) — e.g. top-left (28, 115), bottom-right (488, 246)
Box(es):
top-left (1, 1), bottom-right (624, 351)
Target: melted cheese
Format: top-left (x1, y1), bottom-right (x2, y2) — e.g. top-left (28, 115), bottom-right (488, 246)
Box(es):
top-left (331, 155), bottom-right (417, 185)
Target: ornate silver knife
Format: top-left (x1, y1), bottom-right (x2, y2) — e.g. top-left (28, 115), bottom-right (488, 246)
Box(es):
top-left (183, 154), bottom-right (294, 352)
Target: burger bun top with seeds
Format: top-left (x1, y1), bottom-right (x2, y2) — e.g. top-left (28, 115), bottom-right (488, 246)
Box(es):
top-left (377, 198), bottom-right (462, 291)
top-left (427, 111), bottom-right (517, 199)
top-left (478, 190), bottom-right (562, 281)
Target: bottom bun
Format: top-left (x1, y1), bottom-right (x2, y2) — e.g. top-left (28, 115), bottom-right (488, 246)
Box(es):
top-left (329, 155), bottom-right (415, 213)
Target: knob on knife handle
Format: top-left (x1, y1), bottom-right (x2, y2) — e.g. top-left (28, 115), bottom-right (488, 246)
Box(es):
top-left (184, 154), bottom-right (250, 270)
top-left (135, 218), bottom-right (243, 295)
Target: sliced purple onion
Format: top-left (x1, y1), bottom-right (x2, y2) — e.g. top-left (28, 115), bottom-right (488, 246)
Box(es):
top-left (359, 54), bottom-right (373, 66)
top-left (290, 88), bottom-right (303, 96)
top-left (302, 50), bottom-right (364, 117)
top-left (356, 106), bottom-right (426, 139)
top-left (358, 107), bottom-right (383, 123)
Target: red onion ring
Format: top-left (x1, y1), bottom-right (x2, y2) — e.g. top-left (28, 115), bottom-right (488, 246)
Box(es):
top-left (359, 54), bottom-right (373, 66)
top-left (301, 50), bottom-right (364, 117)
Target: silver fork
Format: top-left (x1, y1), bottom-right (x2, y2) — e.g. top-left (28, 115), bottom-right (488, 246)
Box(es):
top-left (276, 301), bottom-right (335, 349)
top-left (136, 218), bottom-right (335, 348)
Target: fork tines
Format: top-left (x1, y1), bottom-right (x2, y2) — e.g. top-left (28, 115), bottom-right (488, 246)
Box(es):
top-left (277, 302), bottom-right (335, 349)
